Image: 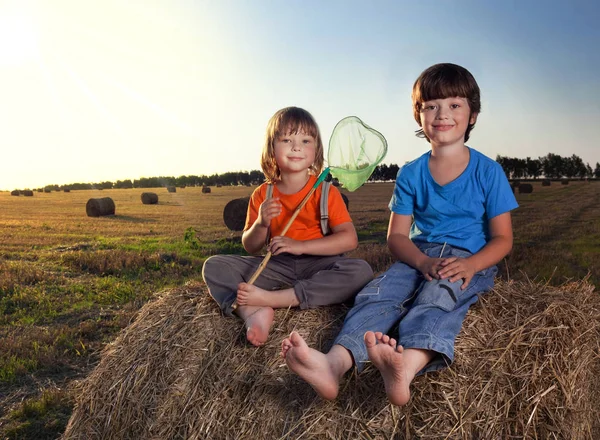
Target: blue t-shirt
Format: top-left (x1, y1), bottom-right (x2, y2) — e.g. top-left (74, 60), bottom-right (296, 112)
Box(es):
top-left (389, 147), bottom-right (518, 254)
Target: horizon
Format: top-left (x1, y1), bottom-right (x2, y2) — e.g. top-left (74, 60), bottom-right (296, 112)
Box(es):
top-left (1, 0), bottom-right (599, 191)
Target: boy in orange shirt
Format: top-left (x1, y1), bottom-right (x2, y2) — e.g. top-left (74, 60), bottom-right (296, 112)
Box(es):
top-left (202, 107), bottom-right (373, 347)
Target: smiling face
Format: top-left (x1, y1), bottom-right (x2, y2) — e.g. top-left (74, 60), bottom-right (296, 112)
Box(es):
top-left (411, 63), bottom-right (481, 144)
top-left (273, 129), bottom-right (317, 176)
top-left (419, 97), bottom-right (478, 149)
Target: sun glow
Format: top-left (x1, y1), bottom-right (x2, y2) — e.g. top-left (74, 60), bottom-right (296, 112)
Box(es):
top-left (0, 11), bottom-right (39, 66)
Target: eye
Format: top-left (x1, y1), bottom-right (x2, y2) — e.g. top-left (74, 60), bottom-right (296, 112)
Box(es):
top-left (422, 104), bottom-right (436, 111)
top-left (450, 103), bottom-right (461, 109)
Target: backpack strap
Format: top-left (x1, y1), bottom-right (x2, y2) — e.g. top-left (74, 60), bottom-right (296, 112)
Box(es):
top-left (319, 181), bottom-right (332, 236)
top-left (265, 184), bottom-right (274, 245)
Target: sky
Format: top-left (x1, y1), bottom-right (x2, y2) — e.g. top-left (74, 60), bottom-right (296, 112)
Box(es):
top-left (1, 0), bottom-right (599, 190)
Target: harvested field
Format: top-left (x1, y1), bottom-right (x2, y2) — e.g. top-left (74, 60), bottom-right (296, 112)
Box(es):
top-left (0, 181), bottom-right (599, 439)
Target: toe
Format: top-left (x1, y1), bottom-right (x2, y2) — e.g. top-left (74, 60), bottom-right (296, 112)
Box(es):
top-left (364, 331), bottom-right (377, 347)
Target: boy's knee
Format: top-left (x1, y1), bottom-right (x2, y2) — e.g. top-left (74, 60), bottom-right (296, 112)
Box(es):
top-left (201, 255), bottom-right (228, 282)
top-left (415, 279), bottom-right (463, 312)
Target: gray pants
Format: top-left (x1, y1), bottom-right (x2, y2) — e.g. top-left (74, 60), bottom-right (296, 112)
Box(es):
top-left (202, 254), bottom-right (374, 316)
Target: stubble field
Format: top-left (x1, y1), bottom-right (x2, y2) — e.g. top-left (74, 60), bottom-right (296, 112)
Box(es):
top-left (0, 180), bottom-right (599, 438)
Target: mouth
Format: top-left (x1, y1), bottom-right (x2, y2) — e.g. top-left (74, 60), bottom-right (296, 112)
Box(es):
top-left (433, 125), bottom-right (454, 131)
top-left (288, 157), bottom-right (304, 161)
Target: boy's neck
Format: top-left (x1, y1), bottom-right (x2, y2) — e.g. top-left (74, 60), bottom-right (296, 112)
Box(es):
top-left (430, 143), bottom-right (469, 162)
top-left (428, 145), bottom-right (470, 186)
top-left (277, 171), bottom-right (311, 194)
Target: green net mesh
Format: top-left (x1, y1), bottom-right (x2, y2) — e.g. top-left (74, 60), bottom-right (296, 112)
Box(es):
top-left (327, 116), bottom-right (388, 191)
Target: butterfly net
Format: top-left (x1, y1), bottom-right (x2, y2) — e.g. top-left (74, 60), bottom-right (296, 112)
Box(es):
top-left (327, 116), bottom-right (388, 191)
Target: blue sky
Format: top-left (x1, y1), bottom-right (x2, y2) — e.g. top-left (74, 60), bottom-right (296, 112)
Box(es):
top-left (0, 0), bottom-right (598, 190)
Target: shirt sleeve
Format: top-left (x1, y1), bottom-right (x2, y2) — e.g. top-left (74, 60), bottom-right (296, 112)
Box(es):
top-left (388, 166), bottom-right (415, 215)
top-left (485, 162), bottom-right (519, 219)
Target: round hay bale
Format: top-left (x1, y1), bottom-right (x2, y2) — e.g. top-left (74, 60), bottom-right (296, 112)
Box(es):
top-left (62, 278), bottom-right (600, 439)
top-left (37, 189), bottom-right (43, 193)
top-left (216, 184), bottom-right (223, 188)
top-left (10, 190), bottom-right (19, 196)
top-left (22, 190), bottom-right (34, 197)
top-left (518, 183), bottom-right (533, 194)
top-left (561, 180), bottom-right (569, 185)
top-left (542, 179), bottom-right (551, 186)
top-left (64, 188), bottom-right (71, 193)
top-left (44, 188), bottom-right (51, 193)
top-left (223, 197), bottom-right (249, 231)
top-left (86, 197), bottom-right (115, 217)
top-left (341, 192), bottom-right (349, 210)
top-left (166, 186), bottom-right (176, 193)
top-left (141, 192), bottom-right (158, 205)
top-left (202, 186), bottom-right (211, 194)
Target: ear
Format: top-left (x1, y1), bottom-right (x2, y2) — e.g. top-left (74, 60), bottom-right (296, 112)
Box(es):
top-left (469, 113), bottom-right (478, 125)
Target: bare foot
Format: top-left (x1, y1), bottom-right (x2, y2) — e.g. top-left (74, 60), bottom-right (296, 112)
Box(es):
top-left (242, 306), bottom-right (274, 346)
top-left (236, 283), bottom-right (270, 306)
top-left (364, 331), bottom-right (411, 406)
top-left (281, 331), bottom-right (341, 400)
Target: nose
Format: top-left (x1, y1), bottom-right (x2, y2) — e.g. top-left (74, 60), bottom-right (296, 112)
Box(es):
top-left (435, 105), bottom-right (450, 119)
top-left (291, 140), bottom-right (301, 151)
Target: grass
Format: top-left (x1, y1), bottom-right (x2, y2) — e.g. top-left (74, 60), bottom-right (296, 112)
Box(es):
top-left (0, 181), bottom-right (599, 438)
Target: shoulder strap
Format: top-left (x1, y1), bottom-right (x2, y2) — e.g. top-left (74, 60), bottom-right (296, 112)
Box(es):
top-left (265, 184), bottom-right (273, 244)
top-left (319, 181), bottom-right (332, 236)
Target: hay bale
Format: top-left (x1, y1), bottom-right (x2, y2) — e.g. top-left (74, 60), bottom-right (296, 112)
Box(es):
top-left (63, 278), bottom-right (600, 439)
top-left (518, 183), bottom-right (533, 194)
top-left (223, 197), bottom-right (249, 231)
top-left (64, 188), bottom-right (71, 193)
top-left (216, 184), bottom-right (223, 188)
top-left (562, 180), bottom-right (569, 185)
top-left (22, 190), bottom-right (34, 197)
top-left (10, 190), bottom-right (19, 196)
top-left (202, 186), bottom-right (211, 194)
top-left (542, 180), bottom-right (551, 186)
top-left (86, 197), bottom-right (115, 217)
top-left (44, 188), bottom-right (51, 193)
top-left (341, 193), bottom-right (349, 210)
top-left (141, 192), bottom-right (159, 205)
top-left (167, 186), bottom-right (176, 193)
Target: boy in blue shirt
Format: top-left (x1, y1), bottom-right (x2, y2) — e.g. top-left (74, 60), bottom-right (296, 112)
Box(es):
top-left (282, 63), bottom-right (518, 406)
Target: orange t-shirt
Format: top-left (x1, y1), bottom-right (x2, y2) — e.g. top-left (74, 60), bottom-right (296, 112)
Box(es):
top-left (244, 175), bottom-right (352, 241)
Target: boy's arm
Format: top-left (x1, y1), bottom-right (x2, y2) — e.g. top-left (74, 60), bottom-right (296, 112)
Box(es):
top-left (268, 221), bottom-right (358, 256)
top-left (438, 212), bottom-right (514, 287)
top-left (242, 221), bottom-right (269, 255)
top-left (242, 196), bottom-right (282, 255)
top-left (387, 213), bottom-right (441, 280)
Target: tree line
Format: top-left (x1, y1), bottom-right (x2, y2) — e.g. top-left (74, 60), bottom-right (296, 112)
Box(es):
top-left (29, 153), bottom-right (599, 192)
top-left (496, 153), bottom-right (600, 180)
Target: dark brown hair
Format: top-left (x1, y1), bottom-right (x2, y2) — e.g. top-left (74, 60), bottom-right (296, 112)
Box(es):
top-left (260, 107), bottom-right (324, 183)
top-left (412, 63), bottom-right (481, 142)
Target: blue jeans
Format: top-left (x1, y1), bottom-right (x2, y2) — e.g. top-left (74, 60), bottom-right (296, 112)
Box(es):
top-left (334, 242), bottom-right (497, 374)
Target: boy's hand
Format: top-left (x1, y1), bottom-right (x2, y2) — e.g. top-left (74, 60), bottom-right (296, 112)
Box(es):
top-left (418, 257), bottom-right (444, 281)
top-left (437, 257), bottom-right (476, 290)
top-left (258, 197), bottom-right (282, 227)
top-left (268, 236), bottom-right (305, 255)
